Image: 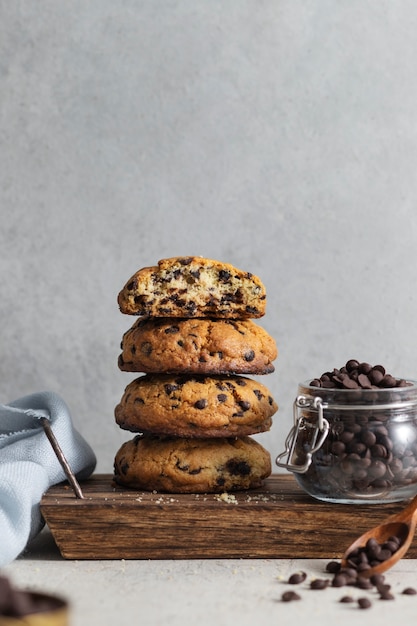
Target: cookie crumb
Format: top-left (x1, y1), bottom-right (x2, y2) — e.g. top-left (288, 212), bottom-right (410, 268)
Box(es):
top-left (215, 492), bottom-right (238, 504)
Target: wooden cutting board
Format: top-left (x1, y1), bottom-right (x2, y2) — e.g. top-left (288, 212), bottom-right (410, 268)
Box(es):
top-left (40, 474), bottom-right (417, 560)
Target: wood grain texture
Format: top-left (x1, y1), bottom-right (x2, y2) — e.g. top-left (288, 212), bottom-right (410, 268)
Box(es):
top-left (40, 474), bottom-right (417, 560)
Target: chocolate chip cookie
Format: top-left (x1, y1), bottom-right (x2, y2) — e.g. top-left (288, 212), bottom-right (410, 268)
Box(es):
top-left (117, 256), bottom-right (267, 318)
top-left (113, 434), bottom-right (271, 493)
top-left (118, 317), bottom-right (277, 375)
top-left (114, 374), bottom-right (278, 437)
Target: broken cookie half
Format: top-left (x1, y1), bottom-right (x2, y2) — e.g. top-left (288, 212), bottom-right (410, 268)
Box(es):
top-left (117, 256), bottom-right (267, 318)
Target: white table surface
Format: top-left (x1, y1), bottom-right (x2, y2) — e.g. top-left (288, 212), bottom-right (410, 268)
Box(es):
top-left (3, 527), bottom-right (417, 626)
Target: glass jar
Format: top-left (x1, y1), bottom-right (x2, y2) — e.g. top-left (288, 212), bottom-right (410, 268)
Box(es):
top-left (276, 381), bottom-right (417, 504)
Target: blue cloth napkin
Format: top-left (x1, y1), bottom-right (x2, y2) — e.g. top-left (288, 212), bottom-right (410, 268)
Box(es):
top-left (0, 391), bottom-right (96, 566)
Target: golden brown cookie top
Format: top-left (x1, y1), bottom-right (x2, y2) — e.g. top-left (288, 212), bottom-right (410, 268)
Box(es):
top-left (114, 373), bottom-right (277, 438)
top-left (118, 317), bottom-right (277, 375)
top-left (113, 434), bottom-right (271, 493)
top-left (117, 256), bottom-right (267, 318)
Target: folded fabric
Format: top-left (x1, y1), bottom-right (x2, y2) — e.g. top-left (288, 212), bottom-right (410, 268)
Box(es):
top-left (0, 391), bottom-right (96, 566)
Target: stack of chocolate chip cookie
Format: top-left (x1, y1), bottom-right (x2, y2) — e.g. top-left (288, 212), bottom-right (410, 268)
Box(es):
top-left (113, 256), bottom-right (278, 493)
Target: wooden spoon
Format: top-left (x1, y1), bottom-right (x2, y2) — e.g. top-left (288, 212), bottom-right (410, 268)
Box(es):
top-left (340, 493), bottom-right (417, 577)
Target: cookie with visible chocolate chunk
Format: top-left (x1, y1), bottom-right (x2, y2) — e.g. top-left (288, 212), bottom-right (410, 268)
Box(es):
top-left (113, 434), bottom-right (271, 493)
top-left (118, 317), bottom-right (277, 375)
top-left (114, 374), bottom-right (277, 438)
top-left (117, 256), bottom-right (267, 318)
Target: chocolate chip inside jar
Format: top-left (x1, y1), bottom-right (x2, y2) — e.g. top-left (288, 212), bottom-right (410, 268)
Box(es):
top-left (291, 361), bottom-right (417, 503)
top-left (309, 360), bottom-right (411, 390)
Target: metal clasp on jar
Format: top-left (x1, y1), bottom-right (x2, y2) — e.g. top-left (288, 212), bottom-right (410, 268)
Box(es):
top-left (276, 395), bottom-right (330, 473)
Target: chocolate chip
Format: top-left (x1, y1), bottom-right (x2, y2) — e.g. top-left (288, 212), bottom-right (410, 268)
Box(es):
top-left (176, 460), bottom-right (189, 472)
top-left (379, 591), bottom-right (395, 600)
top-left (226, 459), bottom-right (251, 476)
top-left (188, 467), bottom-right (202, 475)
top-left (164, 384), bottom-right (179, 395)
top-left (217, 394), bottom-right (227, 403)
top-left (310, 379), bottom-right (322, 387)
top-left (369, 460), bottom-right (387, 478)
top-left (233, 288), bottom-right (244, 303)
top-left (340, 595), bottom-right (354, 603)
top-left (370, 444), bottom-right (388, 458)
top-left (281, 591), bottom-right (301, 602)
top-left (346, 359), bottom-right (360, 372)
top-left (185, 301), bottom-right (197, 314)
top-left (398, 379), bottom-right (410, 387)
top-left (369, 368), bottom-right (384, 385)
top-left (165, 325), bottom-right (180, 334)
top-left (360, 430), bottom-right (377, 447)
top-left (359, 362), bottom-right (372, 374)
top-left (358, 374), bottom-right (372, 389)
top-left (244, 350), bottom-right (255, 362)
top-left (402, 587), bottom-right (417, 595)
top-left (342, 376), bottom-right (360, 389)
top-left (140, 342), bottom-right (153, 356)
top-left (370, 574), bottom-right (385, 586)
top-left (331, 441), bottom-right (346, 455)
top-left (381, 374), bottom-right (397, 388)
top-left (178, 257), bottom-right (192, 266)
top-left (326, 561), bottom-right (341, 574)
top-left (357, 578), bottom-right (373, 590)
top-left (288, 572), bottom-right (307, 584)
top-left (310, 579), bottom-right (329, 590)
top-left (358, 597), bottom-right (372, 609)
top-left (339, 567), bottom-right (358, 583)
top-left (218, 270), bottom-right (231, 282)
top-left (194, 399), bottom-right (208, 410)
top-left (383, 540), bottom-right (399, 553)
top-left (126, 279), bottom-right (137, 291)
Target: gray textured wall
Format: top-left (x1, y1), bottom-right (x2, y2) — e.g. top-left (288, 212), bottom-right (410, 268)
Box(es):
top-left (2, 1), bottom-right (417, 472)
